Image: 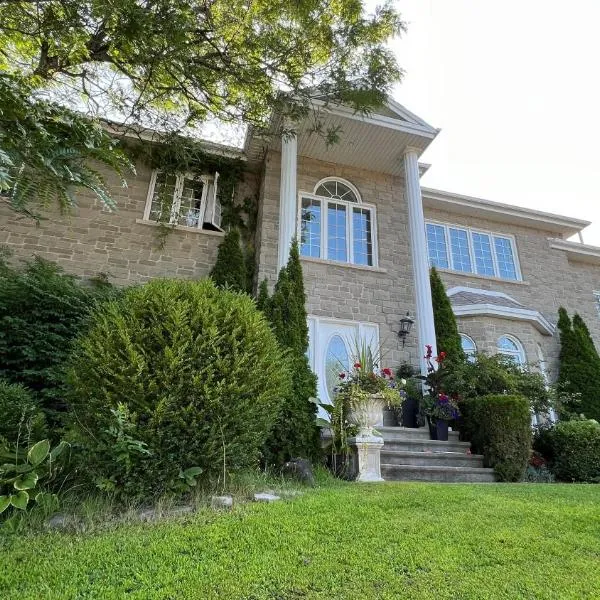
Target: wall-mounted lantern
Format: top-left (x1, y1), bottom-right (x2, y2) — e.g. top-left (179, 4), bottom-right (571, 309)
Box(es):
top-left (398, 311), bottom-right (415, 347)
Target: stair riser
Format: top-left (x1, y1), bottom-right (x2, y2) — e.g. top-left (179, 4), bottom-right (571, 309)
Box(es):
top-left (377, 428), bottom-right (460, 441)
top-left (381, 454), bottom-right (484, 468)
top-left (381, 467), bottom-right (495, 483)
top-left (382, 440), bottom-right (469, 453)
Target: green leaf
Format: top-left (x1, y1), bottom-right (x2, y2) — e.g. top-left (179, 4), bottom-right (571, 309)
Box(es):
top-left (49, 441), bottom-right (69, 461)
top-left (27, 440), bottom-right (50, 466)
top-left (315, 418), bottom-right (331, 428)
top-left (14, 471), bottom-right (39, 491)
top-left (10, 490), bottom-right (29, 510)
top-left (0, 495), bottom-right (10, 514)
top-left (182, 466), bottom-right (203, 478)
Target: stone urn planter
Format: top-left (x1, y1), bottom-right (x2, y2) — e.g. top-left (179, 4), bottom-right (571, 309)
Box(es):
top-left (348, 393), bottom-right (385, 482)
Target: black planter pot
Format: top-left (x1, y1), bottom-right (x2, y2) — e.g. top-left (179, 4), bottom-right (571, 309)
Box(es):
top-left (436, 419), bottom-right (449, 442)
top-left (427, 416), bottom-right (437, 440)
top-left (401, 397), bottom-right (419, 428)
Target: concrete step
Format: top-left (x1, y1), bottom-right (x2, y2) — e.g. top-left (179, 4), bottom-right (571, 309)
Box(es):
top-left (377, 426), bottom-right (460, 441)
top-left (382, 438), bottom-right (470, 454)
top-left (381, 464), bottom-right (496, 483)
top-left (380, 450), bottom-right (484, 468)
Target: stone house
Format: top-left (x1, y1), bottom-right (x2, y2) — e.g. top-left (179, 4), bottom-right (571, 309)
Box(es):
top-left (2, 99), bottom-right (599, 413)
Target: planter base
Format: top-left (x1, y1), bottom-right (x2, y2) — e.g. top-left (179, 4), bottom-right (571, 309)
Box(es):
top-left (349, 435), bottom-right (384, 482)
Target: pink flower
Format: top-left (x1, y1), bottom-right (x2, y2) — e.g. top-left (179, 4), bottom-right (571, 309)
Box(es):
top-left (382, 367), bottom-right (393, 377)
top-left (339, 372), bottom-right (346, 379)
top-left (354, 362), bottom-right (362, 369)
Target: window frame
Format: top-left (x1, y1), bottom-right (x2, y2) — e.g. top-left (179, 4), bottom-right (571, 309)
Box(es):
top-left (496, 334), bottom-right (526, 366)
top-left (460, 334), bottom-right (477, 361)
top-left (425, 219), bottom-right (522, 281)
top-left (143, 170), bottom-right (220, 230)
top-left (297, 189), bottom-right (379, 267)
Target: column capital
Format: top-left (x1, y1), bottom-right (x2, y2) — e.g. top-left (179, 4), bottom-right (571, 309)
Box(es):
top-left (403, 145), bottom-right (422, 157)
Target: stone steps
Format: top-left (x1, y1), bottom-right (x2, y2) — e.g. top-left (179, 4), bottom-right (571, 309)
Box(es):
top-left (381, 463), bottom-right (496, 483)
top-left (381, 450), bottom-right (484, 468)
top-left (378, 426), bottom-right (495, 483)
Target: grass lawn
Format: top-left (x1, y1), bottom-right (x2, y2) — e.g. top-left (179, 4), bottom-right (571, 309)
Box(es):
top-left (1, 483), bottom-right (599, 599)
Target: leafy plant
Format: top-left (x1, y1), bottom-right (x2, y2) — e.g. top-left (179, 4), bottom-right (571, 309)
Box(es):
top-left (550, 419), bottom-right (600, 483)
top-left (0, 379), bottom-right (47, 445)
top-left (0, 439), bottom-right (68, 515)
top-left (67, 278), bottom-right (290, 498)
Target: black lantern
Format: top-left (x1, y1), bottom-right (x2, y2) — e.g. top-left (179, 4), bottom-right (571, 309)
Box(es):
top-left (398, 311), bottom-right (414, 347)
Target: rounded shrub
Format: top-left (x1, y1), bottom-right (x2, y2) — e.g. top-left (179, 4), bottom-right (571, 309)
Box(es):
top-left (68, 278), bottom-right (290, 496)
top-left (551, 419), bottom-right (600, 483)
top-left (0, 378), bottom-right (47, 444)
top-left (464, 394), bottom-right (532, 482)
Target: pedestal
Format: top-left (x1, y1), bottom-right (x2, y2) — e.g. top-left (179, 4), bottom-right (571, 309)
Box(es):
top-left (349, 434), bottom-right (384, 482)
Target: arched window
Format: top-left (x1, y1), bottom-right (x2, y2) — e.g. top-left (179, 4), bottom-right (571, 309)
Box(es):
top-left (299, 178), bottom-right (376, 267)
top-left (460, 334), bottom-right (477, 362)
top-left (497, 335), bottom-right (526, 366)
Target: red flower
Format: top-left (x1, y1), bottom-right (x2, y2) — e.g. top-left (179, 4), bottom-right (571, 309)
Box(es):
top-left (339, 372), bottom-right (346, 379)
top-left (354, 362), bottom-right (361, 369)
top-left (382, 367), bottom-right (392, 377)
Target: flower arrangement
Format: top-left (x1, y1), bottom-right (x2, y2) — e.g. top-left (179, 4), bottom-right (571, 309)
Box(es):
top-left (428, 393), bottom-right (460, 421)
top-left (421, 345), bottom-right (461, 423)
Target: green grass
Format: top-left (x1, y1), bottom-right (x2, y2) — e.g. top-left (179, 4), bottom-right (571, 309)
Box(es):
top-left (1, 483), bottom-right (599, 599)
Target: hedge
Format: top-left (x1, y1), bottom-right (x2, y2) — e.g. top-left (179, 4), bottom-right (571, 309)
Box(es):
top-left (0, 378), bottom-right (47, 445)
top-left (67, 278), bottom-right (290, 497)
top-left (551, 419), bottom-right (600, 483)
top-left (464, 394), bottom-right (532, 482)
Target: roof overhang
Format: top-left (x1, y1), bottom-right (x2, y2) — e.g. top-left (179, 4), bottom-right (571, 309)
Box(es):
top-left (245, 97), bottom-right (440, 176)
top-left (447, 287), bottom-right (555, 336)
top-left (422, 188), bottom-right (590, 237)
top-left (548, 238), bottom-right (600, 265)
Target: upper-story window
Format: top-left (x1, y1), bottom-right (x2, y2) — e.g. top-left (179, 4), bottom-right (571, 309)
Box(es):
top-left (143, 170), bottom-right (222, 231)
top-left (460, 334), bottom-right (477, 362)
top-left (426, 221), bottom-right (521, 281)
top-left (299, 177), bottom-right (377, 267)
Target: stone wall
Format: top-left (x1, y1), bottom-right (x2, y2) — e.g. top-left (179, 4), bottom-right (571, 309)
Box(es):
top-left (0, 161), bottom-right (257, 286)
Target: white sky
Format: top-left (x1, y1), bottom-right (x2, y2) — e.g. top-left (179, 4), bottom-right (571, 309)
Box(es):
top-left (389, 0), bottom-right (600, 244)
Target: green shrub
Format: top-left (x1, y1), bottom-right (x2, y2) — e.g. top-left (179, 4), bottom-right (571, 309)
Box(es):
top-left (261, 242), bottom-right (321, 466)
top-left (550, 420), bottom-right (600, 483)
top-left (67, 278), bottom-right (290, 498)
top-left (210, 228), bottom-right (248, 293)
top-left (465, 394), bottom-right (532, 482)
top-left (0, 256), bottom-right (117, 425)
top-left (430, 267), bottom-right (464, 362)
top-left (0, 379), bottom-right (47, 445)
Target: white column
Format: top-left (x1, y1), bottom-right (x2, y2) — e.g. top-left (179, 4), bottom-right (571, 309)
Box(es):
top-left (277, 133), bottom-right (298, 271)
top-left (404, 147), bottom-right (438, 376)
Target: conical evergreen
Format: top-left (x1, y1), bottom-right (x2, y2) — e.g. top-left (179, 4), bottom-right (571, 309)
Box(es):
top-left (255, 278), bottom-right (270, 313)
top-left (262, 240), bottom-right (320, 465)
top-left (210, 228), bottom-right (247, 292)
top-left (430, 267), bottom-right (464, 362)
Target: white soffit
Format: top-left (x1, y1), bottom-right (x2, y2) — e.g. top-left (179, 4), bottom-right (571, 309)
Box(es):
top-left (422, 188), bottom-right (590, 237)
top-left (548, 238), bottom-right (600, 265)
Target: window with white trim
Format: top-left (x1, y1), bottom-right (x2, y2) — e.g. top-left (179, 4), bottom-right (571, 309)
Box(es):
top-left (497, 335), bottom-right (526, 366)
top-left (144, 171), bottom-right (223, 231)
top-left (426, 222), bottom-right (521, 281)
top-left (460, 334), bottom-right (477, 362)
top-left (299, 178), bottom-right (377, 267)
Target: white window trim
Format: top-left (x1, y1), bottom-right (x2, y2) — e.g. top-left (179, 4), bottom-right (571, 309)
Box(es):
top-left (426, 219), bottom-right (522, 281)
top-left (313, 177), bottom-right (362, 203)
top-left (144, 170), bottom-right (218, 230)
top-left (460, 333), bottom-right (477, 354)
top-left (298, 190), bottom-right (379, 267)
top-left (496, 334), bottom-right (526, 365)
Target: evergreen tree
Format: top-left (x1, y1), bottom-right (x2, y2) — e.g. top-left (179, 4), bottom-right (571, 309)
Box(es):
top-left (210, 229), bottom-right (247, 293)
top-left (262, 241), bottom-right (320, 466)
top-left (256, 279), bottom-right (270, 313)
top-left (430, 267), bottom-right (464, 362)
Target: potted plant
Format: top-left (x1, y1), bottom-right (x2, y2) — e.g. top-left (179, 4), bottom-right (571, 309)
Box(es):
top-left (427, 393), bottom-right (461, 441)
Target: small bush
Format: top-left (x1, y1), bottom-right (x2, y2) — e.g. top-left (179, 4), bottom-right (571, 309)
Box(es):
top-left (550, 420), bottom-right (600, 483)
top-left (0, 256), bottom-right (117, 425)
top-left (0, 379), bottom-right (47, 445)
top-left (465, 394), bottom-right (532, 482)
top-left (68, 278), bottom-right (290, 498)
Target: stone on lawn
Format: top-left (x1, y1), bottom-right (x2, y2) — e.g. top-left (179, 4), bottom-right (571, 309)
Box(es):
top-left (253, 492), bottom-right (281, 502)
top-left (211, 495), bottom-right (233, 510)
top-left (282, 457), bottom-right (315, 486)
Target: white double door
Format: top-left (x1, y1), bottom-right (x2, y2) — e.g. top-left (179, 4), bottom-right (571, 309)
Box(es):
top-left (307, 316), bottom-right (379, 417)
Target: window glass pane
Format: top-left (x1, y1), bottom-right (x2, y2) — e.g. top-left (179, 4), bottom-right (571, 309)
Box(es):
top-left (325, 335), bottom-right (349, 402)
top-left (449, 228), bottom-right (472, 273)
top-left (494, 236), bottom-right (517, 280)
top-left (177, 177), bottom-right (204, 227)
top-left (460, 334), bottom-right (477, 363)
top-left (327, 203), bottom-right (347, 262)
top-left (497, 336), bottom-right (525, 366)
top-left (300, 198), bottom-right (321, 258)
top-left (315, 180), bottom-right (358, 202)
top-left (472, 232), bottom-right (495, 276)
top-left (352, 208), bottom-right (373, 266)
top-left (426, 224), bottom-right (449, 269)
top-left (149, 173), bottom-right (177, 222)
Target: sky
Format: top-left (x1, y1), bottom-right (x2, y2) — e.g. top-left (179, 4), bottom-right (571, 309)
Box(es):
top-left (388, 0), bottom-right (600, 244)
